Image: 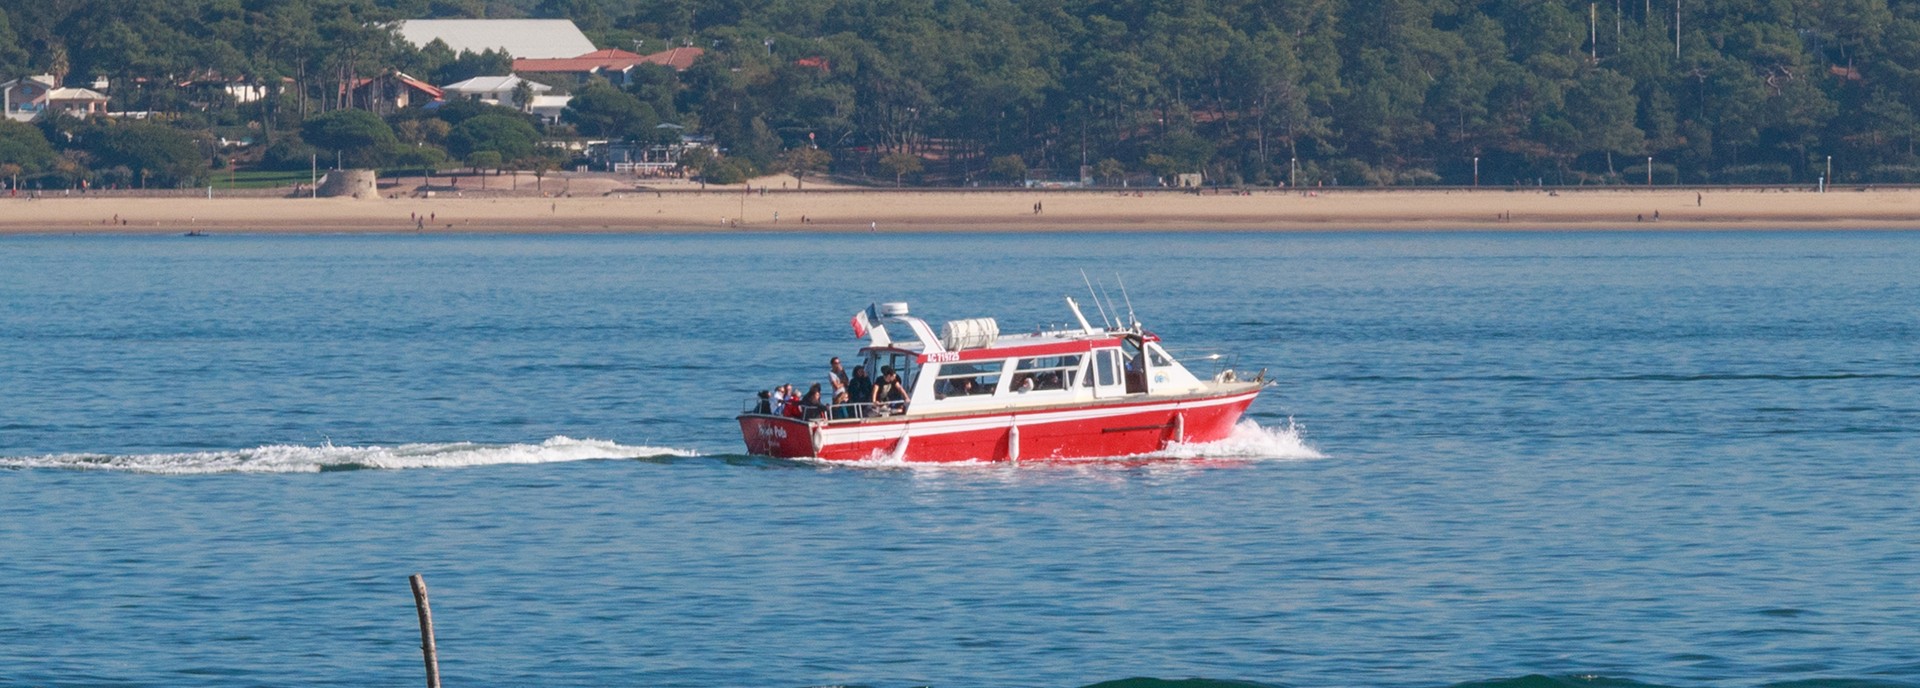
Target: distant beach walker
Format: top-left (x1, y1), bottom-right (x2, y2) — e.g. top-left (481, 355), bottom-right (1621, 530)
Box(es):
top-left (738, 298), bottom-right (1271, 463)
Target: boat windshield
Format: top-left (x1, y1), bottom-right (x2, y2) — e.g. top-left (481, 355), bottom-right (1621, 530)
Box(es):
top-left (865, 350), bottom-right (919, 390)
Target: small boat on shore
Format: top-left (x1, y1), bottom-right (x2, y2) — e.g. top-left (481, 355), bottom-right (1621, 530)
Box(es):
top-left (737, 298), bottom-right (1270, 463)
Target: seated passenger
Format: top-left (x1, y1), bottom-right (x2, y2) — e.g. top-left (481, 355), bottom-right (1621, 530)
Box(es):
top-left (842, 366), bottom-right (874, 418)
top-left (801, 383), bottom-right (825, 419)
top-left (772, 383), bottom-right (795, 417)
top-left (1012, 373), bottom-right (1034, 392)
top-left (783, 386), bottom-right (806, 419)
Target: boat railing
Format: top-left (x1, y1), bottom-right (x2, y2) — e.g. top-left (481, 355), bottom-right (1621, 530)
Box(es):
top-left (738, 396), bottom-right (906, 421)
top-left (826, 401), bottom-right (908, 421)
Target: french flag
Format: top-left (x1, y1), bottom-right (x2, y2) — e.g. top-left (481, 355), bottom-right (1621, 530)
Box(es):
top-left (851, 304), bottom-right (879, 338)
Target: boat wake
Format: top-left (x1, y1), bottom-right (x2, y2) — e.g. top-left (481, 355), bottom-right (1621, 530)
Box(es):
top-left (1153, 418), bottom-right (1324, 461)
top-left (822, 418), bottom-right (1324, 468)
top-left (0, 436), bottom-right (699, 475)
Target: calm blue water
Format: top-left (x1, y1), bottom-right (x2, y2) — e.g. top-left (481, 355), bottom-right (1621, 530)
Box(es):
top-left (2, 232), bottom-right (1917, 688)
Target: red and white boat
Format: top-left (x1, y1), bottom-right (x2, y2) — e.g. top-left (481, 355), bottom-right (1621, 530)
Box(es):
top-left (738, 298), bottom-right (1270, 463)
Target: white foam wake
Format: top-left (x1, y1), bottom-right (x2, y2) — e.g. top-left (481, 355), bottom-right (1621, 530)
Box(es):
top-left (0, 436), bottom-right (700, 475)
top-left (1151, 418), bottom-right (1325, 461)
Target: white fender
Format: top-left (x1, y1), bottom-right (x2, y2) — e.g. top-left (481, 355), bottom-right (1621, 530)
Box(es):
top-left (889, 432), bottom-right (911, 462)
top-left (1008, 421), bottom-right (1021, 463)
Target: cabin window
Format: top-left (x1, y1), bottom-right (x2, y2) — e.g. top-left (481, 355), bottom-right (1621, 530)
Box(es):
top-left (1011, 354), bottom-right (1082, 391)
top-left (866, 351), bottom-right (918, 390)
top-left (933, 360), bottom-right (1003, 398)
top-left (1147, 345), bottom-right (1174, 368)
top-left (1095, 349), bottom-right (1118, 387)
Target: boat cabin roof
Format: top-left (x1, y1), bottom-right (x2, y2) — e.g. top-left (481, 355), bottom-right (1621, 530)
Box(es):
top-left (858, 306), bottom-right (1158, 366)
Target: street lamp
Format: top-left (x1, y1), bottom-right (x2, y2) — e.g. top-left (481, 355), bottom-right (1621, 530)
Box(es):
top-left (1473, 156), bottom-right (1479, 187)
top-left (1826, 155), bottom-right (1832, 191)
top-left (1647, 156), bottom-right (1653, 186)
top-left (764, 38), bottom-right (773, 55)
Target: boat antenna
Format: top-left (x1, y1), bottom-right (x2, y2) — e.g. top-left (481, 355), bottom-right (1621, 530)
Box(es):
top-left (1116, 273), bottom-right (1138, 329)
top-left (1080, 269), bottom-right (1113, 329)
top-left (1096, 278), bottom-right (1121, 331)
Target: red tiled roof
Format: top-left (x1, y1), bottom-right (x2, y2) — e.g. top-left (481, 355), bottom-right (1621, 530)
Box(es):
top-left (347, 72), bottom-right (444, 99)
top-left (514, 46), bottom-right (707, 74)
top-left (639, 47), bottom-right (705, 71)
top-left (576, 48), bottom-right (644, 60)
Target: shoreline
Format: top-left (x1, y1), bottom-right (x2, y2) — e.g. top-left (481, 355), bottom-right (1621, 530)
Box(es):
top-left (3, 187), bottom-right (1917, 234)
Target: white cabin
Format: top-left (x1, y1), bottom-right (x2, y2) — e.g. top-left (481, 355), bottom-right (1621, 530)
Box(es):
top-left (842, 300), bottom-right (1209, 418)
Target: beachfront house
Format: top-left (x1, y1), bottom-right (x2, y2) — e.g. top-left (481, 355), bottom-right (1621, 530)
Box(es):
top-left (3, 75), bottom-right (57, 121)
top-left (442, 74), bottom-right (552, 110)
top-left (348, 70), bottom-right (444, 114)
top-left (396, 19), bottom-right (596, 59)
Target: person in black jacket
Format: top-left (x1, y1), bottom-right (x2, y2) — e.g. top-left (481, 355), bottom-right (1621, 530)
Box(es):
top-left (842, 366), bottom-right (874, 418)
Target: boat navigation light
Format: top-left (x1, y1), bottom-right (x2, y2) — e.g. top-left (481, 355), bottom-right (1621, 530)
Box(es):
top-left (880, 302), bottom-right (911, 317)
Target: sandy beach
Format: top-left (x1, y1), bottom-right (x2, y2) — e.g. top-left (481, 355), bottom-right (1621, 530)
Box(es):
top-left (4, 179), bottom-right (1917, 233)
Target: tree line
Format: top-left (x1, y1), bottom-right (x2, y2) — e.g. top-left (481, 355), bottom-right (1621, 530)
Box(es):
top-left (4, 0), bottom-right (1920, 188)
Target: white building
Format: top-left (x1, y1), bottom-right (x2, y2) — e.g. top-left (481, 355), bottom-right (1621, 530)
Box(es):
top-left (396, 19), bottom-right (597, 59)
top-left (527, 94), bottom-right (573, 125)
top-left (441, 74), bottom-right (552, 110)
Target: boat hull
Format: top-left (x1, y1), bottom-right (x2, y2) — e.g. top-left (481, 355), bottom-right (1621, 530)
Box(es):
top-left (738, 387), bottom-right (1261, 463)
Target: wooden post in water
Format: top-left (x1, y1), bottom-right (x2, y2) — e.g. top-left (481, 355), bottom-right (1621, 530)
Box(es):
top-left (409, 574), bottom-right (442, 688)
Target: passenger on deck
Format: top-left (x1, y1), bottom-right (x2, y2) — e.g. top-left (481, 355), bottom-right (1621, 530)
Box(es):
top-left (874, 365), bottom-right (908, 413)
top-left (843, 366), bottom-right (874, 418)
top-left (801, 383), bottom-right (825, 419)
top-left (783, 385), bottom-right (807, 419)
top-left (1012, 373), bottom-right (1035, 392)
top-left (771, 384), bottom-right (794, 416)
top-left (754, 389), bottom-right (772, 415)
top-left (827, 357), bottom-right (849, 404)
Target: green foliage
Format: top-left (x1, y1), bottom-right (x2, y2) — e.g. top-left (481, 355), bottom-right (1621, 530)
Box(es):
top-left (447, 114), bottom-right (539, 160)
top-left (782, 146), bottom-right (833, 183)
top-left (432, 48), bottom-right (514, 86)
top-left (877, 151), bottom-right (920, 186)
top-left (989, 154), bottom-right (1026, 183)
top-left (83, 122), bottom-right (208, 187)
top-left (261, 138), bottom-right (320, 172)
top-left (301, 109), bottom-right (398, 168)
top-left (392, 144), bottom-right (450, 170)
top-left (427, 100), bottom-right (525, 127)
top-left (465, 150), bottom-right (502, 171)
top-left (703, 157), bottom-right (754, 184)
top-left (563, 81), bottom-right (659, 139)
top-left (18, 0), bottom-right (1920, 185)
top-left (0, 120), bottom-right (58, 174)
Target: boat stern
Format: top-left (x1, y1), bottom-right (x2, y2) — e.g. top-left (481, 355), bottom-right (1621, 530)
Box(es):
top-left (738, 414), bottom-right (818, 458)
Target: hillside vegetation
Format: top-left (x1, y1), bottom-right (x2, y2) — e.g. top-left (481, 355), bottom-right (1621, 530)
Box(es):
top-left (3, 0), bottom-right (1918, 187)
